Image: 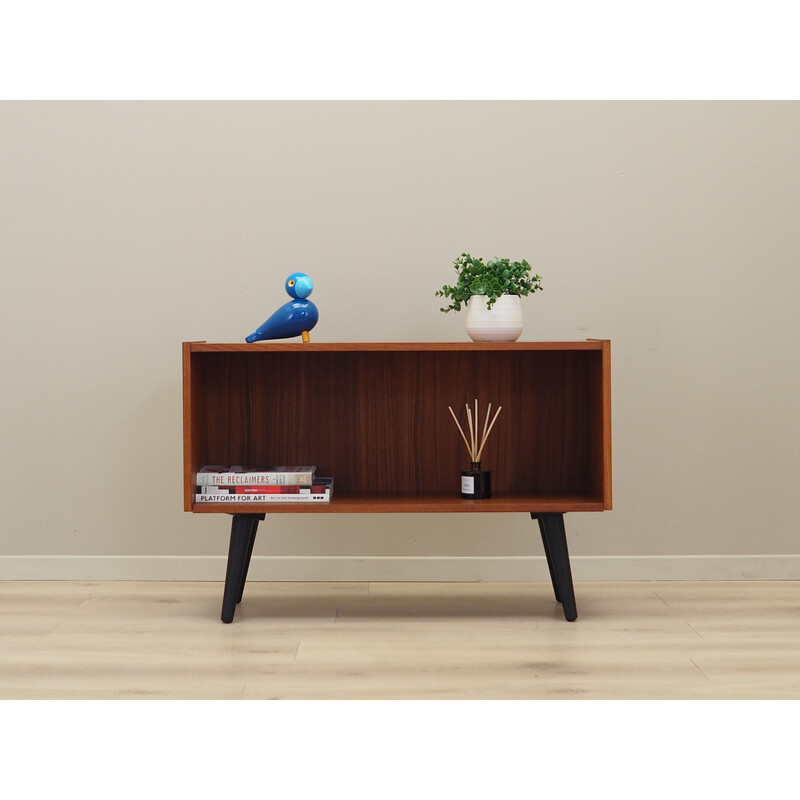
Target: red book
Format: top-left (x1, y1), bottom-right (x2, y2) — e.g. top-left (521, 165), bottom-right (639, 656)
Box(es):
top-left (234, 482), bottom-right (329, 495)
top-left (236, 485), bottom-right (303, 494)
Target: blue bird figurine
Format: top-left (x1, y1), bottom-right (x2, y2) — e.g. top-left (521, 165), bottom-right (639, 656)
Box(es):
top-left (245, 272), bottom-right (319, 343)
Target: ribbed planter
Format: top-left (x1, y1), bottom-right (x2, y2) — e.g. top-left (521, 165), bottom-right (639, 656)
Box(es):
top-left (465, 294), bottom-right (523, 342)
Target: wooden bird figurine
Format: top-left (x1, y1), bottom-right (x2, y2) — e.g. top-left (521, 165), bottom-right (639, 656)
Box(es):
top-left (245, 272), bottom-right (319, 343)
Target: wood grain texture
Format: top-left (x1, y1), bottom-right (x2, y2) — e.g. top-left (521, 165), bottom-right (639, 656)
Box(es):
top-left (2, 580), bottom-right (798, 699)
top-left (192, 494), bottom-right (606, 514)
top-left (182, 342), bottom-right (612, 514)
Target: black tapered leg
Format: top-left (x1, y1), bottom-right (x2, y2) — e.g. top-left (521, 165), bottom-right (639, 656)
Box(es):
top-left (535, 513), bottom-right (577, 621)
top-left (531, 513), bottom-right (561, 603)
top-left (221, 514), bottom-right (264, 623)
top-left (237, 516), bottom-right (262, 604)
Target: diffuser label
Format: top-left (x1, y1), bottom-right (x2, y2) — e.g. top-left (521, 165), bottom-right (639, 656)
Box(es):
top-left (461, 475), bottom-right (475, 494)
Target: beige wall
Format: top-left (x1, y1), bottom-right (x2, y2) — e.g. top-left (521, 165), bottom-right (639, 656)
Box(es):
top-left (2, 101), bottom-right (799, 577)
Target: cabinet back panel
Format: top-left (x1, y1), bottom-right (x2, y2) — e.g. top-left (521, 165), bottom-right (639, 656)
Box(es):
top-left (190, 349), bottom-right (603, 497)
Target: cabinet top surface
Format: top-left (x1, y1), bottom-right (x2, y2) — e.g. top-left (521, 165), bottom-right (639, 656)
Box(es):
top-left (185, 340), bottom-right (609, 353)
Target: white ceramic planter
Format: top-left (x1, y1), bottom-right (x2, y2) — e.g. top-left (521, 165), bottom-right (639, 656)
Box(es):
top-left (465, 294), bottom-right (523, 342)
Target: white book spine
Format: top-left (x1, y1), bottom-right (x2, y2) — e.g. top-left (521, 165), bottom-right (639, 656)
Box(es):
top-left (196, 471), bottom-right (314, 486)
top-left (194, 492), bottom-right (331, 503)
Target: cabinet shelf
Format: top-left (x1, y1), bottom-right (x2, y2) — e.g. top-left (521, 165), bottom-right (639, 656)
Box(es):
top-left (191, 491), bottom-right (606, 514)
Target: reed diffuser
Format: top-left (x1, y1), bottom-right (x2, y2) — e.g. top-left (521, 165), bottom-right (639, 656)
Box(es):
top-left (448, 400), bottom-right (502, 499)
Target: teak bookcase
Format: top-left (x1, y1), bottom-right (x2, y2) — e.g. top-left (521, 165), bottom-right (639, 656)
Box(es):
top-left (183, 341), bottom-right (612, 622)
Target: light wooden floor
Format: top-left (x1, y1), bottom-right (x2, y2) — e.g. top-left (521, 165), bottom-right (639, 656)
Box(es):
top-left (1, 580), bottom-right (799, 699)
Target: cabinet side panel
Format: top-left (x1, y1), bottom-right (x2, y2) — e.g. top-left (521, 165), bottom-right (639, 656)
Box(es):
top-left (601, 340), bottom-right (612, 508)
top-left (183, 344), bottom-right (210, 511)
top-left (182, 343), bottom-right (193, 511)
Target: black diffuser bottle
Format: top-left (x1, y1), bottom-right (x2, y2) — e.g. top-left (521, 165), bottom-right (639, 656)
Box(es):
top-left (461, 461), bottom-right (491, 499)
top-left (450, 400), bottom-right (502, 501)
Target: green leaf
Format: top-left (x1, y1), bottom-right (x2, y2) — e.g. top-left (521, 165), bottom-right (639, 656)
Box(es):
top-left (437, 252), bottom-right (542, 312)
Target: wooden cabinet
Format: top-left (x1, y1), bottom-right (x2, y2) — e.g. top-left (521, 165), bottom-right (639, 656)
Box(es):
top-left (182, 341), bottom-right (612, 621)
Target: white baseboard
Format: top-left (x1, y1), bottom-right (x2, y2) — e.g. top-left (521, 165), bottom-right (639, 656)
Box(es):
top-left (1, 554), bottom-right (800, 581)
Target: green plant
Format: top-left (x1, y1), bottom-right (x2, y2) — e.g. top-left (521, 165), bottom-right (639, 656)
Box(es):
top-left (436, 253), bottom-right (543, 312)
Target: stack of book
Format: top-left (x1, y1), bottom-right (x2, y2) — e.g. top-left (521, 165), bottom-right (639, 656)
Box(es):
top-left (195, 465), bottom-right (333, 503)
